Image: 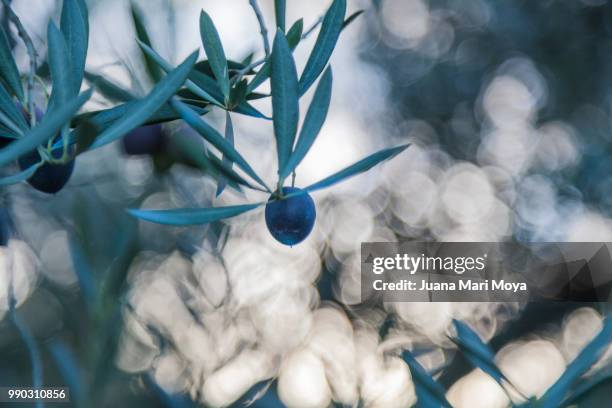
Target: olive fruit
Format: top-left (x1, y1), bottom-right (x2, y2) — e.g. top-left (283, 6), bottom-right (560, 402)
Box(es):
top-left (122, 124), bottom-right (166, 155)
top-left (264, 187), bottom-right (316, 246)
top-left (18, 148), bottom-right (75, 194)
top-left (12, 105), bottom-right (76, 194)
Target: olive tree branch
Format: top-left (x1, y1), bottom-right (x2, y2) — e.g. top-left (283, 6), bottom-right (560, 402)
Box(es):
top-left (248, 0), bottom-right (270, 57)
top-left (1, 0), bottom-right (37, 127)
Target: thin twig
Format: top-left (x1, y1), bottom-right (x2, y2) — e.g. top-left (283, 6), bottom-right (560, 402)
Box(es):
top-left (248, 0), bottom-right (270, 57)
top-left (230, 56), bottom-right (265, 85)
top-left (302, 15), bottom-right (324, 39)
top-left (2, 0), bottom-right (37, 127)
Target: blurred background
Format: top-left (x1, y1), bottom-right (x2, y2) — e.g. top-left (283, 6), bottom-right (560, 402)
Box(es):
top-left (1, 0), bottom-right (612, 406)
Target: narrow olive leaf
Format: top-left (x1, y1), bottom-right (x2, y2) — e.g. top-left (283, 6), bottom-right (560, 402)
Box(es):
top-left (246, 19), bottom-right (303, 94)
top-left (0, 83), bottom-right (28, 130)
top-left (299, 0), bottom-right (346, 96)
top-left (539, 317), bottom-right (612, 408)
top-left (84, 71), bottom-right (136, 103)
top-left (71, 100), bottom-right (206, 134)
top-left (0, 122), bottom-right (18, 137)
top-left (342, 10), bottom-right (364, 31)
top-left (240, 52), bottom-right (254, 67)
top-left (562, 367), bottom-right (612, 407)
top-left (60, 0), bottom-right (89, 95)
top-left (137, 39), bottom-right (222, 106)
top-left (48, 22), bottom-right (73, 108)
top-left (205, 150), bottom-right (250, 192)
top-left (128, 203), bottom-right (261, 226)
top-left (246, 91), bottom-right (268, 101)
top-left (196, 59), bottom-right (250, 76)
top-left (246, 62), bottom-right (270, 95)
top-left (189, 69), bottom-right (226, 105)
top-left (49, 341), bottom-right (87, 406)
top-left (234, 100), bottom-right (269, 119)
top-left (305, 144), bottom-right (409, 193)
top-left (0, 161), bottom-right (42, 186)
top-left (189, 69), bottom-right (269, 118)
top-left (170, 98), bottom-right (270, 191)
top-left (280, 66), bottom-right (332, 179)
top-left (271, 30), bottom-right (299, 177)
top-left (451, 320), bottom-right (507, 385)
top-left (75, 0), bottom-right (89, 34)
top-left (287, 18), bottom-right (305, 49)
top-left (90, 51), bottom-right (198, 149)
top-left (200, 10), bottom-right (230, 103)
top-left (170, 132), bottom-right (247, 193)
top-left (74, 120), bottom-right (99, 155)
top-left (216, 111), bottom-right (234, 196)
top-left (229, 79), bottom-right (248, 109)
top-left (401, 351), bottom-right (453, 408)
top-left (131, 4), bottom-right (162, 82)
top-left (0, 115), bottom-right (21, 137)
top-left (170, 130), bottom-right (245, 192)
top-left (0, 89), bottom-right (92, 167)
top-left (0, 27), bottom-right (24, 101)
top-left (274, 0), bottom-right (286, 32)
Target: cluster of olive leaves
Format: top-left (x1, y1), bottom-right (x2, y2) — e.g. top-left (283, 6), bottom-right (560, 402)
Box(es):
top-left (0, 0), bottom-right (407, 247)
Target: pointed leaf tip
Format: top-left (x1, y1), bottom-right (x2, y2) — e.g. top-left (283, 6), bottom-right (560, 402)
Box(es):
top-left (199, 10), bottom-right (230, 103)
top-left (305, 143), bottom-right (409, 193)
top-left (299, 0), bottom-right (346, 96)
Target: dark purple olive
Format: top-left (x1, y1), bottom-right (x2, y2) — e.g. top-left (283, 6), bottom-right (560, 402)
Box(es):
top-left (265, 187), bottom-right (316, 246)
top-left (18, 148), bottom-right (75, 194)
top-left (13, 105), bottom-right (75, 194)
top-left (122, 124), bottom-right (167, 155)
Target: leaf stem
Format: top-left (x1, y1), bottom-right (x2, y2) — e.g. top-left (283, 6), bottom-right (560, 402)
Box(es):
top-left (230, 57), bottom-right (266, 85)
top-left (248, 0), bottom-right (270, 57)
top-left (1, 0), bottom-right (37, 127)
